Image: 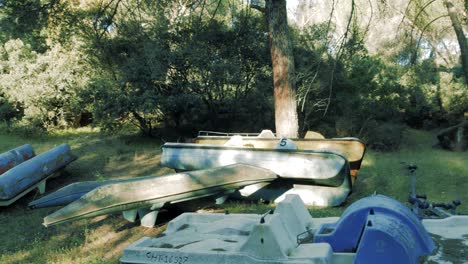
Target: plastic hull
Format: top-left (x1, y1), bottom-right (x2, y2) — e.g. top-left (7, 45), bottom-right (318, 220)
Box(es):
top-left (161, 143), bottom-right (349, 187)
top-left (43, 164), bottom-right (277, 227)
top-left (194, 136), bottom-right (365, 179)
top-left (0, 144), bottom-right (35, 175)
top-left (29, 176), bottom-right (157, 209)
top-left (0, 144), bottom-right (76, 200)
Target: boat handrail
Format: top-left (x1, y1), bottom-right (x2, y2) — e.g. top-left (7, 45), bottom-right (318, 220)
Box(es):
top-left (198, 131), bottom-right (267, 137)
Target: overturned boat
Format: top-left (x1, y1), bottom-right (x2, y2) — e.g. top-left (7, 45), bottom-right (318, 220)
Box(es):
top-left (29, 177), bottom-right (153, 209)
top-left (0, 144), bottom-right (35, 175)
top-left (38, 135), bottom-right (356, 226)
top-left (161, 141), bottom-right (350, 187)
top-left (43, 164), bottom-right (277, 227)
top-left (33, 171), bottom-right (351, 211)
top-left (160, 137), bottom-right (353, 207)
top-left (0, 144), bottom-right (76, 206)
top-left (236, 175), bottom-right (351, 207)
top-left (194, 130), bottom-right (366, 180)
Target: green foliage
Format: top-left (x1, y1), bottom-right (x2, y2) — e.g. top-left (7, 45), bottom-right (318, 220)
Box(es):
top-left (365, 122), bottom-right (405, 151)
top-left (0, 93), bottom-right (22, 125)
top-left (0, 0), bottom-right (84, 52)
top-left (2, 119), bottom-right (46, 138)
top-left (0, 0), bottom-right (48, 52)
top-left (295, 25), bottom-right (407, 148)
top-left (0, 39), bottom-right (91, 129)
top-left (440, 72), bottom-right (468, 123)
top-left (83, 2), bottom-right (273, 136)
top-left (0, 0), bottom-right (465, 149)
top-left (293, 24), bottom-right (337, 135)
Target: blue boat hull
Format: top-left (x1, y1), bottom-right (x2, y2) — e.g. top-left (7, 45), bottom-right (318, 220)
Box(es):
top-left (0, 144), bottom-right (35, 175)
top-left (0, 144), bottom-right (76, 200)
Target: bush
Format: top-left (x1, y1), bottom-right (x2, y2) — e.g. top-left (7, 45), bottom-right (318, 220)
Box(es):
top-left (0, 39), bottom-right (91, 129)
top-left (0, 96), bottom-right (22, 126)
top-left (366, 122), bottom-right (405, 151)
top-left (1, 119), bottom-right (47, 138)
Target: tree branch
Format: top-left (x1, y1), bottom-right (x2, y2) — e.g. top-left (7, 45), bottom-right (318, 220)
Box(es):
top-left (412, 14), bottom-right (449, 64)
top-left (324, 0), bottom-right (355, 117)
top-left (250, 0), bottom-right (265, 13)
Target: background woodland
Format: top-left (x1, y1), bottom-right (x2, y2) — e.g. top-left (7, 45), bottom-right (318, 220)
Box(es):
top-left (0, 0), bottom-right (467, 150)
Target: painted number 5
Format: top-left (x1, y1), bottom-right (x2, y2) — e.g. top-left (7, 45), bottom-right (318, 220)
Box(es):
top-left (280, 138), bottom-right (287, 147)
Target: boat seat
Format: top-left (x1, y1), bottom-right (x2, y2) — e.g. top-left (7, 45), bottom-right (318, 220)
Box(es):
top-left (224, 135), bottom-right (244, 147)
top-left (304, 131), bottom-right (325, 139)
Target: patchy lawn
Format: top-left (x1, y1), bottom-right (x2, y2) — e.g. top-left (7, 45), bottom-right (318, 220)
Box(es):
top-left (0, 128), bottom-right (466, 263)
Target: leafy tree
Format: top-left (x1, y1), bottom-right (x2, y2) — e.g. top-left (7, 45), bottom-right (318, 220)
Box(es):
top-left (0, 0), bottom-right (465, 149)
top-left (444, 0), bottom-right (468, 85)
top-left (82, 0), bottom-right (273, 136)
top-left (0, 39), bottom-right (91, 129)
top-left (0, 92), bottom-right (22, 126)
top-left (294, 20), bottom-right (407, 149)
top-left (0, 0), bottom-right (48, 51)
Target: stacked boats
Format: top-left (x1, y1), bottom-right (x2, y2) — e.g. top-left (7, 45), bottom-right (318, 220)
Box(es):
top-left (31, 130), bottom-right (366, 227)
top-left (193, 130), bottom-right (366, 180)
top-left (0, 144), bottom-right (76, 206)
top-left (161, 130), bottom-right (366, 206)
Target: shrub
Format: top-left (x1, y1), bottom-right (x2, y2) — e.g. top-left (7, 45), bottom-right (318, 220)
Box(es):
top-left (366, 122), bottom-right (405, 151)
top-left (0, 39), bottom-right (91, 129)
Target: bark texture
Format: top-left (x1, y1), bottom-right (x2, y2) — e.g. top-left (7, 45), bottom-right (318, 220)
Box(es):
top-left (266, 0), bottom-right (299, 138)
top-left (445, 0), bottom-right (468, 85)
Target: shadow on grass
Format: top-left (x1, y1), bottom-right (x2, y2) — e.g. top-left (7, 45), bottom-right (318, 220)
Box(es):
top-left (1, 128), bottom-right (467, 263)
top-left (0, 129), bottom-right (175, 263)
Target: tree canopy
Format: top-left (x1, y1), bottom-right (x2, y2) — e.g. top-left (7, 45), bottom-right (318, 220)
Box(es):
top-left (0, 0), bottom-right (466, 149)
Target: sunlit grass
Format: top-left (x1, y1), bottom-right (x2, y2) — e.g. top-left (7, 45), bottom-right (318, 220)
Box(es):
top-left (0, 127), bottom-right (166, 263)
top-left (0, 127), bottom-right (467, 263)
top-left (354, 129), bottom-right (468, 212)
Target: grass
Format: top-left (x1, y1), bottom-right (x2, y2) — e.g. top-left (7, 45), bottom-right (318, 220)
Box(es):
top-left (0, 127), bottom-right (467, 263)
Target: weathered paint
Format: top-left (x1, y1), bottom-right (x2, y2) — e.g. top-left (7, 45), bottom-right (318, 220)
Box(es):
top-left (0, 144), bottom-right (35, 175)
top-left (0, 144), bottom-right (76, 200)
top-left (29, 180), bottom-right (112, 208)
top-left (29, 176), bottom-right (158, 209)
top-left (161, 142), bottom-right (349, 187)
top-left (194, 136), bottom-right (365, 180)
top-left (43, 164), bottom-right (277, 227)
top-left (274, 171), bottom-right (351, 207)
top-left (234, 164), bottom-right (351, 207)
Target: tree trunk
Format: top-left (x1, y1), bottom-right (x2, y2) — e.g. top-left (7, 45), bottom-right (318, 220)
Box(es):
top-left (445, 0), bottom-right (468, 85)
top-left (132, 111), bottom-right (152, 136)
top-left (266, 0), bottom-right (299, 138)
